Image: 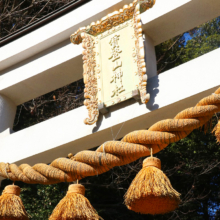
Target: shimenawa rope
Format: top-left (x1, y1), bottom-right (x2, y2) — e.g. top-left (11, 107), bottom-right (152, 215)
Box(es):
top-left (0, 87), bottom-right (219, 185)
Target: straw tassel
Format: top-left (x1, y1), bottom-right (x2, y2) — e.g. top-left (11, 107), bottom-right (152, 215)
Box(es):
top-left (124, 155), bottom-right (181, 215)
top-left (213, 119), bottom-right (220, 143)
top-left (0, 185), bottom-right (29, 220)
top-left (49, 184), bottom-right (102, 220)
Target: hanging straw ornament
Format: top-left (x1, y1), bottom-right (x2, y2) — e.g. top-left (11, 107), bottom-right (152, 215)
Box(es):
top-left (49, 183), bottom-right (102, 220)
top-left (124, 150), bottom-right (181, 215)
top-left (213, 119), bottom-right (220, 143)
top-left (0, 184), bottom-right (29, 220)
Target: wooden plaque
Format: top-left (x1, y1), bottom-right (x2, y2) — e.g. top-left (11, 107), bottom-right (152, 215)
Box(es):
top-left (70, 0), bottom-right (155, 125)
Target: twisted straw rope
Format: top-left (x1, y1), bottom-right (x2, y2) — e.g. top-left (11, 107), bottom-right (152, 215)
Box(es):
top-left (0, 88), bottom-right (220, 185)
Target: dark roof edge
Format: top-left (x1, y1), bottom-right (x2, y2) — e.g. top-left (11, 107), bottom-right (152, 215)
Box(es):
top-left (0, 0), bottom-right (90, 47)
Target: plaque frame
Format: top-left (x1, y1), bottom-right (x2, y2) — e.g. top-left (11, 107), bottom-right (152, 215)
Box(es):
top-left (70, 0), bottom-right (155, 125)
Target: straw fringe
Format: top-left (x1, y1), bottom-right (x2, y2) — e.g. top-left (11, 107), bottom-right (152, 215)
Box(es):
top-left (0, 193), bottom-right (29, 220)
top-left (212, 119), bottom-right (220, 143)
top-left (49, 192), bottom-right (100, 220)
top-left (124, 166), bottom-right (180, 215)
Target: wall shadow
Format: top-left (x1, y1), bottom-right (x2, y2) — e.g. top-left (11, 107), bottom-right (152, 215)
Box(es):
top-left (92, 74), bottom-right (160, 133)
top-left (146, 75), bottom-right (159, 111)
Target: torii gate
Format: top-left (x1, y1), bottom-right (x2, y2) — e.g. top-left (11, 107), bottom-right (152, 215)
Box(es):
top-left (0, 0), bottom-right (219, 176)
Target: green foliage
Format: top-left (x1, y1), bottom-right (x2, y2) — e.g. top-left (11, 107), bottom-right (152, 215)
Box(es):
top-left (156, 17), bottom-right (220, 74)
top-left (159, 129), bottom-right (220, 219)
top-left (181, 18), bottom-right (220, 63)
top-left (155, 35), bottom-right (185, 74)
